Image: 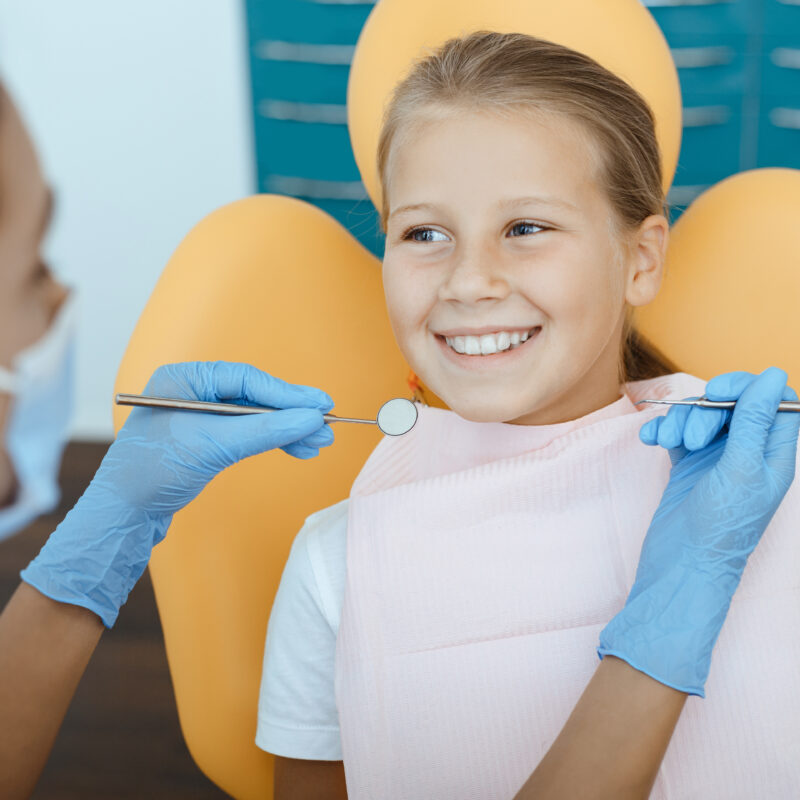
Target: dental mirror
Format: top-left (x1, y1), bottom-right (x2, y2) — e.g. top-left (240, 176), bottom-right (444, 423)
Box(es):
top-left (375, 397), bottom-right (419, 436)
top-left (114, 394), bottom-right (419, 436)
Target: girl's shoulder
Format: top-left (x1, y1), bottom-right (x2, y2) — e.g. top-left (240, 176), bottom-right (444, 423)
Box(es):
top-left (257, 499), bottom-right (349, 760)
top-left (296, 498), bottom-right (349, 636)
top-left (302, 496), bottom-right (349, 533)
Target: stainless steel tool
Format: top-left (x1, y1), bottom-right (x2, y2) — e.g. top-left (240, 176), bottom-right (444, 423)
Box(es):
top-left (634, 397), bottom-right (800, 412)
top-left (114, 394), bottom-right (419, 436)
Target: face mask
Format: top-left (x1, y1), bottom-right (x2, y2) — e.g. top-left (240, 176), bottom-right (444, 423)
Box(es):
top-left (0, 292), bottom-right (77, 540)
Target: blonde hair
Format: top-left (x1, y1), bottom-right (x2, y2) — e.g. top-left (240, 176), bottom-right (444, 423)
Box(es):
top-left (376, 30), bottom-right (680, 384)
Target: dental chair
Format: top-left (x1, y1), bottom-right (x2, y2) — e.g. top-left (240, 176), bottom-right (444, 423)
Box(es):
top-left (111, 0), bottom-right (800, 797)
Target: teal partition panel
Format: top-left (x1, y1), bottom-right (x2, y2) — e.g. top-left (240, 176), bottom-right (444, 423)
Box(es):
top-left (646, 0), bottom-right (800, 220)
top-left (245, 0), bottom-right (800, 255)
top-left (244, 0), bottom-right (382, 258)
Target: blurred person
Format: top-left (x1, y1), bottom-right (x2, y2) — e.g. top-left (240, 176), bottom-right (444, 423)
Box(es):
top-left (0, 81), bottom-right (74, 540)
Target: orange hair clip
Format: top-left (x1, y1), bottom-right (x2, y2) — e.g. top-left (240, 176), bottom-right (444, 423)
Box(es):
top-left (406, 368), bottom-right (429, 405)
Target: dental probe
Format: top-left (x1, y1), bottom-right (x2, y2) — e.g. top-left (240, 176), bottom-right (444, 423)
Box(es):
top-left (114, 394), bottom-right (419, 436)
top-left (634, 398), bottom-right (800, 412)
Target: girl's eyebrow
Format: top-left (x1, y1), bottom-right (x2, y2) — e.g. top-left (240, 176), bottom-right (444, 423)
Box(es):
top-left (388, 195), bottom-right (579, 221)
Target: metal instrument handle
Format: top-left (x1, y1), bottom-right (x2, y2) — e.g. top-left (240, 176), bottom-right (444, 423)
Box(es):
top-left (114, 393), bottom-right (377, 425)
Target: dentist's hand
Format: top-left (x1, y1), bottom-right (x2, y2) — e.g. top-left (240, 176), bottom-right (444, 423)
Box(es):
top-left (99, 361), bottom-right (335, 515)
top-left (598, 366), bottom-right (799, 696)
top-left (20, 361), bottom-right (335, 627)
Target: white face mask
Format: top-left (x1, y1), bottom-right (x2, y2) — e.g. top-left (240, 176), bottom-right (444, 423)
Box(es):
top-left (0, 292), bottom-right (77, 540)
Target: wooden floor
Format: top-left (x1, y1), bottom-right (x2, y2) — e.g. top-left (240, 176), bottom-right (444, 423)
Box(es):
top-left (0, 442), bottom-right (230, 799)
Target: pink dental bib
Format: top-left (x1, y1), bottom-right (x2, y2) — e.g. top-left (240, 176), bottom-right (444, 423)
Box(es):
top-left (334, 372), bottom-right (800, 799)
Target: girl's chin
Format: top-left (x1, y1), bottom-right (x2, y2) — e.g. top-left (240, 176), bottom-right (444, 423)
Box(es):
top-left (436, 394), bottom-right (531, 423)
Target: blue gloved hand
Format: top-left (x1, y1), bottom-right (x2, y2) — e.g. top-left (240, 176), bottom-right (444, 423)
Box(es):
top-left (598, 366), bottom-right (799, 697)
top-left (20, 361), bottom-right (335, 627)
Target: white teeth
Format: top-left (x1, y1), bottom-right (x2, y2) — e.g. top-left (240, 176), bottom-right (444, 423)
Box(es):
top-left (444, 328), bottom-right (538, 355)
top-left (479, 335), bottom-right (498, 355)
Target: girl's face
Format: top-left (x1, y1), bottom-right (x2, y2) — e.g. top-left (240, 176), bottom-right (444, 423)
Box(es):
top-left (382, 110), bottom-right (668, 425)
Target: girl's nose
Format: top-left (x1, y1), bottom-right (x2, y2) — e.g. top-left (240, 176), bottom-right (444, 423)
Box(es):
top-left (439, 251), bottom-right (511, 303)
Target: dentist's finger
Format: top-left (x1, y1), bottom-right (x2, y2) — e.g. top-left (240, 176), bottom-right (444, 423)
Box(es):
top-left (719, 367), bottom-right (789, 473)
top-left (656, 399), bottom-right (698, 450)
top-left (225, 407), bottom-right (329, 462)
top-left (763, 382), bottom-right (800, 481)
top-left (683, 403), bottom-right (729, 450)
top-left (205, 361), bottom-right (334, 410)
top-left (294, 424), bottom-right (335, 449)
top-left (704, 370), bottom-right (758, 403)
top-left (147, 361), bottom-right (335, 411)
top-left (684, 370), bottom-right (758, 450)
top-left (639, 417), bottom-right (660, 445)
top-left (639, 415), bottom-right (687, 466)
top-left (281, 442), bottom-right (321, 459)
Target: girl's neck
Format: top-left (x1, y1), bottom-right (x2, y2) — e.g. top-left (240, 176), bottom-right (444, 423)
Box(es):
top-left (506, 379), bottom-right (625, 426)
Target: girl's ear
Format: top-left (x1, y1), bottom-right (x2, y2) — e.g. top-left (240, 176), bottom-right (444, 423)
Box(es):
top-left (624, 214), bottom-right (669, 307)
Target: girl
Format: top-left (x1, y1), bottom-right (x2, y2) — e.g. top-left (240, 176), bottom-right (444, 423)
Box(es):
top-left (255, 32), bottom-right (800, 799)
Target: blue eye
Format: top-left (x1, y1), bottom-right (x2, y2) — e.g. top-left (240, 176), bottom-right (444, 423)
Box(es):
top-left (508, 221), bottom-right (548, 237)
top-left (401, 220), bottom-right (550, 242)
top-left (402, 227), bottom-right (448, 243)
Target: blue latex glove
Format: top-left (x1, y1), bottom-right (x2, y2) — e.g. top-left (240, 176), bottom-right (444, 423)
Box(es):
top-left (20, 361), bottom-right (335, 627)
top-left (597, 366), bottom-right (799, 697)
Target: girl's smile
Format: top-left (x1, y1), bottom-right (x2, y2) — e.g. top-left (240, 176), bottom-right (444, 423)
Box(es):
top-left (434, 326), bottom-right (542, 371)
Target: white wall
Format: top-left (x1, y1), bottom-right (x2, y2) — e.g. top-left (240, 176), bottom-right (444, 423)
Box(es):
top-left (0, 0), bottom-right (255, 440)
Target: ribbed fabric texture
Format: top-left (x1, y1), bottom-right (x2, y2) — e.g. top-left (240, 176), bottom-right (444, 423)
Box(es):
top-left (334, 373), bottom-right (800, 799)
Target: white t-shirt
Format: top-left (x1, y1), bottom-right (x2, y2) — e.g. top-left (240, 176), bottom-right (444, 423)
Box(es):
top-left (256, 498), bottom-right (349, 760)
